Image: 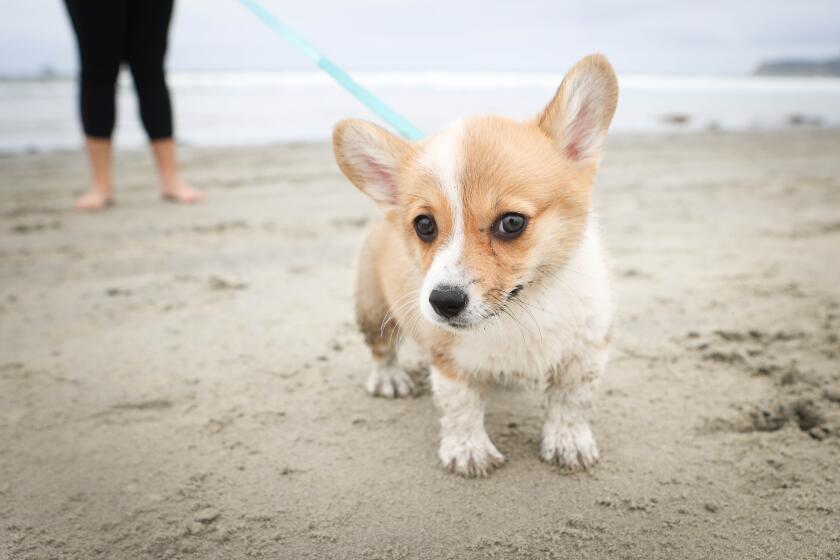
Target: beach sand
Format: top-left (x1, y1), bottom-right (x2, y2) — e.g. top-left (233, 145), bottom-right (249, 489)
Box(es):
top-left (1, 130), bottom-right (839, 559)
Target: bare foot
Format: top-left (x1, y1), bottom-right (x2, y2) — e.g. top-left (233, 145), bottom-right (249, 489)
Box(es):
top-left (73, 189), bottom-right (113, 211)
top-left (162, 181), bottom-right (204, 204)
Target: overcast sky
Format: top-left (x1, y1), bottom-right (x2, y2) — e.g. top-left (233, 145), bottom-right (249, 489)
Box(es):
top-left (1, 0), bottom-right (838, 76)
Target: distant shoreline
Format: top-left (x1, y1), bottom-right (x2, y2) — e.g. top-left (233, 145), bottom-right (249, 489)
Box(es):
top-left (3, 128), bottom-right (840, 157)
top-left (3, 72), bottom-right (839, 153)
top-left (755, 56), bottom-right (840, 77)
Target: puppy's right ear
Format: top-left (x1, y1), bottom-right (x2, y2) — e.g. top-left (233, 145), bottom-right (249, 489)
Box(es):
top-left (332, 119), bottom-right (412, 208)
top-left (537, 54), bottom-right (618, 164)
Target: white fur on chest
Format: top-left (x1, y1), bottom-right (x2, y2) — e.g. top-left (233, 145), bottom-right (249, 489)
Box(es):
top-left (449, 224), bottom-right (612, 382)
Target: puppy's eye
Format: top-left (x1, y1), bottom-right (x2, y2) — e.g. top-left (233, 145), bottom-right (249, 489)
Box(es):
top-left (414, 215), bottom-right (437, 242)
top-left (494, 213), bottom-right (527, 239)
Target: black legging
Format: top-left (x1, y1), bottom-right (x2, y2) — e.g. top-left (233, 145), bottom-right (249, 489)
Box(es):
top-left (65, 0), bottom-right (174, 140)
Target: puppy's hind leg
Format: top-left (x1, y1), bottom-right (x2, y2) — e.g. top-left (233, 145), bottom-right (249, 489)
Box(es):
top-left (356, 259), bottom-right (414, 399)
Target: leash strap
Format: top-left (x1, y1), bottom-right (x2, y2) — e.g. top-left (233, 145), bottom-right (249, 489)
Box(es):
top-left (237, 0), bottom-right (425, 140)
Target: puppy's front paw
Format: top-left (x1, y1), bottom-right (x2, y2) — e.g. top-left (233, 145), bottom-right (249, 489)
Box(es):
top-left (439, 432), bottom-right (505, 477)
top-left (541, 420), bottom-right (599, 472)
top-left (366, 364), bottom-right (414, 398)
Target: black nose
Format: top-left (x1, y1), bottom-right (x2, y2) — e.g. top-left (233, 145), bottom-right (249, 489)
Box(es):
top-left (429, 286), bottom-right (469, 319)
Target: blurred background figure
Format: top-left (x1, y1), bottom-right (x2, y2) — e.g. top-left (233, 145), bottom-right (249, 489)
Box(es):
top-left (64, 0), bottom-right (202, 210)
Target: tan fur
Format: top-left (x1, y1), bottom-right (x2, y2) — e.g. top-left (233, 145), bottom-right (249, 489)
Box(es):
top-left (353, 215), bottom-right (455, 359)
top-left (356, 218), bottom-right (455, 363)
top-left (458, 117), bottom-right (595, 305)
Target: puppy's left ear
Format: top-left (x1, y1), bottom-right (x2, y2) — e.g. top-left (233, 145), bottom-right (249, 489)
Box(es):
top-left (537, 54), bottom-right (618, 164)
top-left (332, 119), bottom-right (413, 209)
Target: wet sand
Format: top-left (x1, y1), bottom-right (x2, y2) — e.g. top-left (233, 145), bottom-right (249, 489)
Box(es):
top-left (1, 130), bottom-right (839, 559)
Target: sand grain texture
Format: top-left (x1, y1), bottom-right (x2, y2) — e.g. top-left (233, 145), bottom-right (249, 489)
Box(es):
top-left (1, 131), bottom-right (839, 559)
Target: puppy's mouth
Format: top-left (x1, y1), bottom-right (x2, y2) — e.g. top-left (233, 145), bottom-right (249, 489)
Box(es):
top-left (423, 313), bottom-right (477, 332)
top-left (424, 310), bottom-right (485, 332)
top-left (442, 319), bottom-right (472, 330)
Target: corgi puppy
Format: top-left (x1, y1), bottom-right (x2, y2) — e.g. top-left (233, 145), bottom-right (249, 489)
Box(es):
top-left (332, 54), bottom-right (618, 477)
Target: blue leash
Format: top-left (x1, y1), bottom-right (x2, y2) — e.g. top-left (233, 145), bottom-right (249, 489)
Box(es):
top-left (237, 0), bottom-right (425, 141)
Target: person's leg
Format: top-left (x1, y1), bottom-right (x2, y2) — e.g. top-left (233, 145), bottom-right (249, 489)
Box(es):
top-left (126, 0), bottom-right (202, 203)
top-left (64, 0), bottom-right (125, 210)
top-left (74, 138), bottom-right (114, 210)
top-left (150, 140), bottom-right (202, 203)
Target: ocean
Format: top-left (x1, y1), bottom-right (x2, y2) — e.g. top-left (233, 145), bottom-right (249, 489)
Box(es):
top-left (2, 71), bottom-right (839, 152)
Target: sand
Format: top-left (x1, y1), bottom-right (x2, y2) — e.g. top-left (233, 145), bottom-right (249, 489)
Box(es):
top-left (1, 130), bottom-right (839, 559)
